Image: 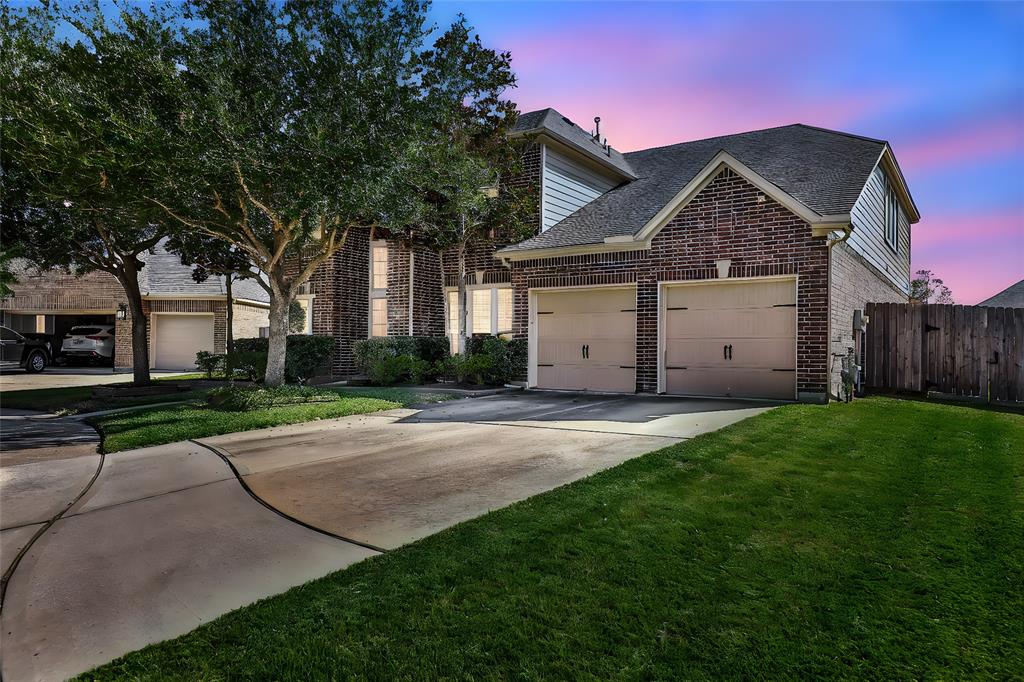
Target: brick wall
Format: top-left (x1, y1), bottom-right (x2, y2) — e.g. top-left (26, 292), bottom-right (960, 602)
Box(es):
top-left (294, 228), bottom-right (372, 376)
top-left (828, 240), bottom-right (905, 397)
top-left (509, 168), bottom-right (831, 401)
top-left (231, 301), bottom-right (269, 340)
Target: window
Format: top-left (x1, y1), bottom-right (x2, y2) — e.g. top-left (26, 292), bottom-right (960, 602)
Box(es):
top-left (496, 288), bottom-right (513, 333)
top-left (370, 298), bottom-right (388, 337)
top-left (294, 297), bottom-right (313, 335)
top-left (471, 289), bottom-right (491, 334)
top-left (371, 244), bottom-right (388, 291)
top-left (885, 190), bottom-right (900, 253)
top-left (369, 241), bottom-right (388, 337)
top-left (881, 173), bottom-right (900, 253)
top-left (446, 286), bottom-right (513, 350)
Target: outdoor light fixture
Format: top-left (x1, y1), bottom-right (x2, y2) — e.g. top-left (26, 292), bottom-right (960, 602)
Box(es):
top-left (116, 303), bottom-right (128, 320)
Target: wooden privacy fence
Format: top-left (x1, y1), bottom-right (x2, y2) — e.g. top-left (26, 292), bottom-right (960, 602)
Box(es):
top-left (864, 302), bottom-right (1024, 402)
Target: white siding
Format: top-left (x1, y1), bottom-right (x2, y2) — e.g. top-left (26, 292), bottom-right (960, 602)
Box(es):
top-left (541, 146), bottom-right (618, 231)
top-left (848, 165), bottom-right (912, 294)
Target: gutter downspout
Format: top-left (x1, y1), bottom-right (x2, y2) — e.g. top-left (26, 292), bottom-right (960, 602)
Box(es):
top-left (826, 224), bottom-right (854, 402)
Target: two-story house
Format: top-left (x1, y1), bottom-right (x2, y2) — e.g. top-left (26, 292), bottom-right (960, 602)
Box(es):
top-left (297, 107), bottom-right (919, 403)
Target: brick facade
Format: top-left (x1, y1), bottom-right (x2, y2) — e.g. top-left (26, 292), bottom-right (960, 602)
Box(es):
top-left (828, 241), bottom-right (905, 397)
top-left (509, 168), bottom-right (832, 401)
top-left (0, 263), bottom-right (268, 369)
top-left (231, 301), bottom-right (270, 340)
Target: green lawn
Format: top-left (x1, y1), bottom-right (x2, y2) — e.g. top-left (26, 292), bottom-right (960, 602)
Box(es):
top-left (82, 398), bottom-right (1023, 679)
top-left (0, 384), bottom-right (209, 414)
top-left (90, 388), bottom-right (453, 453)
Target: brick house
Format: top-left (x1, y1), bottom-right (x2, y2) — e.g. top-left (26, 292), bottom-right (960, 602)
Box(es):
top-left (296, 107), bottom-right (920, 402)
top-left (1, 239), bottom-right (269, 370)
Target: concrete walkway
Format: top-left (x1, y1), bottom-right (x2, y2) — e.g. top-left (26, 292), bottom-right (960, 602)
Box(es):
top-left (0, 393), bottom-right (772, 680)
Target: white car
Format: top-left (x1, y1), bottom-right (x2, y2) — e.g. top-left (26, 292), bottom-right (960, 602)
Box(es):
top-left (61, 324), bottom-right (115, 364)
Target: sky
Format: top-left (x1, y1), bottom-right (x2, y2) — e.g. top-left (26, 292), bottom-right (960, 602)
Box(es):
top-left (431, 1), bottom-right (1024, 304)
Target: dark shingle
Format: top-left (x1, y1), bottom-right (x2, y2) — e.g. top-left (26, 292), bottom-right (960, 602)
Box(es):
top-left (503, 123), bottom-right (888, 252)
top-left (512, 108), bottom-right (636, 179)
top-left (978, 280), bottom-right (1024, 308)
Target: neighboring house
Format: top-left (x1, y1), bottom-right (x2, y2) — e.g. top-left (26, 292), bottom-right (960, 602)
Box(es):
top-left (290, 107), bottom-right (922, 403)
top-left (977, 279), bottom-right (1024, 308)
top-left (0, 239), bottom-right (269, 370)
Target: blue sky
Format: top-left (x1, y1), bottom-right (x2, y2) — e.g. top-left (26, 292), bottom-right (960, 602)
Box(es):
top-left (431, 1), bottom-right (1024, 303)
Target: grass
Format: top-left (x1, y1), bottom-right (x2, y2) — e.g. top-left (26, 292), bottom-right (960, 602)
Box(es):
top-left (81, 397), bottom-right (1023, 679)
top-left (89, 387), bottom-right (453, 453)
top-left (0, 384), bottom-right (209, 415)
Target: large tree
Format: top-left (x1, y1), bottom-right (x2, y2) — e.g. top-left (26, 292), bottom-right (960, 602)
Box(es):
top-left (143, 0), bottom-right (516, 385)
top-left (1, 2), bottom-right (186, 385)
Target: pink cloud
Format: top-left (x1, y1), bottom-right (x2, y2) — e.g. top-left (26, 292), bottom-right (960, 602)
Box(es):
top-left (895, 114), bottom-right (1024, 172)
top-left (911, 209), bottom-right (1024, 304)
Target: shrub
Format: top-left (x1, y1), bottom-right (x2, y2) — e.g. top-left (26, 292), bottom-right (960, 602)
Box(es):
top-left (195, 351), bottom-right (225, 379)
top-left (368, 355), bottom-right (413, 386)
top-left (228, 335), bottom-right (335, 383)
top-left (226, 350), bottom-right (267, 382)
top-left (207, 385), bottom-right (339, 411)
top-left (352, 336), bottom-right (448, 375)
top-left (285, 335), bottom-right (334, 383)
top-left (462, 335), bottom-right (524, 385)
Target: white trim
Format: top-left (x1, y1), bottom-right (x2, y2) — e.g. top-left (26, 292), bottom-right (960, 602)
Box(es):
top-left (656, 274), bottom-right (799, 400)
top-left (149, 311), bottom-right (216, 369)
top-left (634, 152), bottom-right (849, 244)
top-left (368, 240), bottom-right (388, 338)
top-left (527, 283), bottom-right (638, 390)
top-left (498, 240), bottom-right (647, 264)
top-left (231, 298), bottom-right (271, 309)
top-left (538, 143), bottom-right (547, 232)
top-left (444, 283), bottom-right (513, 340)
top-left (498, 151), bottom-right (857, 263)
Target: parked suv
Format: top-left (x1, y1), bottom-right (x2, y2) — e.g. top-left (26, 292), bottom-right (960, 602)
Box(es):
top-left (0, 326), bottom-right (51, 373)
top-left (61, 325), bottom-right (115, 365)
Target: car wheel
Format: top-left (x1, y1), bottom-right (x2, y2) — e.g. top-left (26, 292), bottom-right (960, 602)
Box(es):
top-left (25, 350), bottom-right (47, 373)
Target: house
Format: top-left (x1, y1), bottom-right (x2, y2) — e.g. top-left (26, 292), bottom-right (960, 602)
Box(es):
top-left (977, 279), bottom-right (1024, 308)
top-left (294, 107), bottom-right (922, 403)
top-left (0, 239), bottom-right (270, 370)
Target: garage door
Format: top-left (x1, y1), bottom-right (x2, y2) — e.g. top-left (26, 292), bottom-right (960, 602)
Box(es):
top-left (153, 314), bottom-right (214, 370)
top-left (662, 279), bottom-right (796, 400)
top-left (535, 287), bottom-right (635, 392)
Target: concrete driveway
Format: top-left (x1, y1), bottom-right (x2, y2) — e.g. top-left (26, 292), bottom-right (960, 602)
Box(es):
top-left (0, 391), bottom-right (772, 680)
top-left (0, 367), bottom-right (188, 392)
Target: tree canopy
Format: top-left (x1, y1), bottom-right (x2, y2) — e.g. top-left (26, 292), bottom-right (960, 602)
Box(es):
top-left (139, 0), bottom-right (518, 384)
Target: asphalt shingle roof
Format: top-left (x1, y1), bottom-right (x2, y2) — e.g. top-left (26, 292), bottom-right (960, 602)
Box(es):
top-left (139, 239), bottom-right (269, 303)
top-left (503, 118), bottom-right (888, 253)
top-left (977, 279), bottom-right (1024, 308)
top-left (511, 108), bottom-right (636, 179)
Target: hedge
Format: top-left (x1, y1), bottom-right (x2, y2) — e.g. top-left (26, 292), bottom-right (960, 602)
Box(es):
top-left (231, 335), bottom-right (335, 383)
top-left (351, 336), bottom-right (449, 374)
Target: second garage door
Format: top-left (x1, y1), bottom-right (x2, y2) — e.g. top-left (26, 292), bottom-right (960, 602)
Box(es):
top-left (152, 314), bottom-right (215, 370)
top-left (535, 287), bottom-right (635, 393)
top-left (662, 278), bottom-right (796, 400)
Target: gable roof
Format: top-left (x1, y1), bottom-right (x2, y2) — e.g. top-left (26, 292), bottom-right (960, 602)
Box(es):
top-left (501, 122), bottom-right (917, 255)
top-left (977, 279), bottom-right (1024, 308)
top-left (511, 108), bottom-right (636, 179)
top-left (139, 239), bottom-right (269, 303)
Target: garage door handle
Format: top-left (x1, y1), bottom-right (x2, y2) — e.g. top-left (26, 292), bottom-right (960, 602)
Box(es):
top-left (584, 344), bottom-right (590, 359)
top-left (723, 344), bottom-right (733, 360)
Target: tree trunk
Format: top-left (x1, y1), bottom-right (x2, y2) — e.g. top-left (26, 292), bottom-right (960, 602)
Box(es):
top-left (457, 239), bottom-right (468, 355)
top-left (265, 277), bottom-right (290, 386)
top-left (116, 262), bottom-right (151, 386)
top-left (456, 213), bottom-right (469, 355)
top-left (225, 274), bottom-right (234, 355)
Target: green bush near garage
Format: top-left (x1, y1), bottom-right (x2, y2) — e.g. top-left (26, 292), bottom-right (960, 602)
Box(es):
top-left (227, 335), bottom-right (335, 383)
top-left (352, 336), bottom-right (449, 375)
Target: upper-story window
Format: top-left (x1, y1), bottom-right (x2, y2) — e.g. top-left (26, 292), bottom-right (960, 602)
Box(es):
top-left (368, 241), bottom-right (388, 337)
top-left (880, 171), bottom-right (901, 253)
top-left (371, 243), bottom-right (388, 291)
